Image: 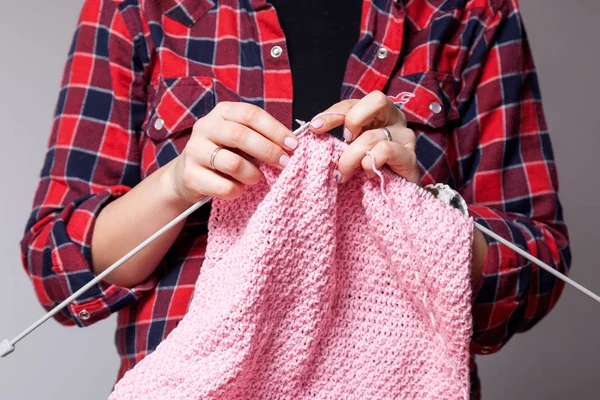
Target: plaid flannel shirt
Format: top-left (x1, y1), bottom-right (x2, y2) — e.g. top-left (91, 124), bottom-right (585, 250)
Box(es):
top-left (20, 0), bottom-right (571, 397)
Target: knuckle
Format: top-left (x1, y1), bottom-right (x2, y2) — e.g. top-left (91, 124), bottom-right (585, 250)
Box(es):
top-left (381, 141), bottom-right (394, 157)
top-left (335, 99), bottom-right (356, 112)
top-left (337, 156), bottom-right (350, 173)
top-left (345, 114), bottom-right (360, 129)
top-left (374, 90), bottom-right (388, 102)
top-left (228, 125), bottom-right (247, 146)
top-left (215, 101), bottom-right (230, 112)
top-left (242, 104), bottom-right (260, 123)
top-left (402, 128), bottom-right (417, 147)
top-left (361, 155), bottom-right (370, 168)
top-left (192, 117), bottom-right (208, 134)
top-left (248, 169), bottom-right (263, 185)
top-left (263, 144), bottom-right (279, 161)
top-left (369, 90), bottom-right (388, 108)
top-left (184, 138), bottom-right (201, 155)
top-left (216, 180), bottom-right (236, 198)
top-left (181, 144), bottom-right (193, 158)
top-left (225, 155), bottom-right (244, 174)
top-left (365, 129), bottom-right (381, 144)
top-left (229, 184), bottom-right (245, 200)
top-left (398, 109), bottom-right (408, 122)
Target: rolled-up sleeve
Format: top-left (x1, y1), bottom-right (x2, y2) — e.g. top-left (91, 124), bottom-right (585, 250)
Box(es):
top-left (19, 0), bottom-right (156, 327)
top-left (453, 1), bottom-right (571, 353)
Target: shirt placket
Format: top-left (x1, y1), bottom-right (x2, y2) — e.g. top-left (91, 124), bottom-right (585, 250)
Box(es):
top-left (343, 0), bottom-right (406, 99)
top-left (250, 0), bottom-right (294, 129)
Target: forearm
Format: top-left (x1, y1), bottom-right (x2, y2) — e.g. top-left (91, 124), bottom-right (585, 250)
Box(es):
top-left (91, 159), bottom-right (190, 288)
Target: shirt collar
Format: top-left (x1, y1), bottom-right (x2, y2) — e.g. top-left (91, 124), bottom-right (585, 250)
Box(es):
top-left (163, 0), bottom-right (215, 27)
top-left (162, 0), bottom-right (403, 28)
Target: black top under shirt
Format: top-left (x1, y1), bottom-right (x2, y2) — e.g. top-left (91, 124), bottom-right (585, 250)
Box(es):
top-left (267, 0), bottom-right (362, 139)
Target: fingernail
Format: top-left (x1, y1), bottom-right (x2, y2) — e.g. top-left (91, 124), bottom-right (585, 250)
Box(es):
top-left (311, 119), bottom-right (324, 129)
top-left (334, 170), bottom-right (342, 183)
top-left (343, 128), bottom-right (352, 142)
top-left (279, 154), bottom-right (290, 168)
top-left (284, 136), bottom-right (298, 150)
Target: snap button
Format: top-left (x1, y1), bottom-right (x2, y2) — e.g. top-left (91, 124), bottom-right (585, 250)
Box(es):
top-left (78, 310), bottom-right (91, 321)
top-left (480, 346), bottom-right (492, 354)
top-left (154, 118), bottom-right (165, 130)
top-left (270, 45), bottom-right (283, 58)
top-left (429, 102), bottom-right (442, 114)
top-left (376, 47), bottom-right (389, 59)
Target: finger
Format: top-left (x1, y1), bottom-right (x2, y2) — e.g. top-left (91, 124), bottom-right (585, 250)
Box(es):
top-left (181, 163), bottom-right (245, 201)
top-left (308, 99), bottom-right (358, 135)
top-left (344, 91), bottom-right (405, 142)
top-left (215, 121), bottom-right (291, 169)
top-left (361, 140), bottom-right (394, 178)
top-left (361, 140), bottom-right (420, 184)
top-left (337, 127), bottom-right (388, 184)
top-left (403, 130), bottom-right (417, 151)
top-left (207, 146), bottom-right (263, 185)
top-left (387, 125), bottom-right (417, 151)
top-left (213, 102), bottom-right (298, 151)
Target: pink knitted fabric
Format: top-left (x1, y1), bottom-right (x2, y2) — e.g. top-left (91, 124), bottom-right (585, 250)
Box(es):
top-left (109, 131), bottom-right (474, 399)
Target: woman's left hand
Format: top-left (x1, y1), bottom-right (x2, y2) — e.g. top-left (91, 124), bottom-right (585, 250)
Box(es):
top-left (308, 90), bottom-right (420, 185)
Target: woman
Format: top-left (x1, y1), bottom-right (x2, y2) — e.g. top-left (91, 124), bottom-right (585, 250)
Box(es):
top-left (20, 0), bottom-right (570, 397)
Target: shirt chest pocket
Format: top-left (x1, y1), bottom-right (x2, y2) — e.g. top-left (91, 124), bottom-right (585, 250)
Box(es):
top-left (143, 76), bottom-right (215, 143)
top-left (141, 76), bottom-right (243, 174)
top-left (387, 72), bottom-right (459, 129)
top-left (386, 72), bottom-right (461, 185)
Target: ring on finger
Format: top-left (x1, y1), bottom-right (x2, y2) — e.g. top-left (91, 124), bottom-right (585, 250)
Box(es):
top-left (209, 146), bottom-right (222, 171)
top-left (382, 127), bottom-right (393, 142)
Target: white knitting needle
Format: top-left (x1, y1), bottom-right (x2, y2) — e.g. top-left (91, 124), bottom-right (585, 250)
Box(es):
top-left (1, 119), bottom-right (597, 358)
top-left (0, 196), bottom-right (211, 358)
top-left (474, 222), bottom-right (600, 303)
top-left (0, 121), bottom-right (311, 358)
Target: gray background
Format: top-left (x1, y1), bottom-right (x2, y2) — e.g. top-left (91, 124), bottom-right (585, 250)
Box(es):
top-left (0, 1), bottom-right (598, 398)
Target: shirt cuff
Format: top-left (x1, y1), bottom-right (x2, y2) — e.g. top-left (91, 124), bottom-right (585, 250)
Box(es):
top-left (50, 186), bottom-right (158, 326)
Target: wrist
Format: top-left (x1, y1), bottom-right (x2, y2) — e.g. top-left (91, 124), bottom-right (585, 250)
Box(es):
top-left (158, 158), bottom-right (196, 211)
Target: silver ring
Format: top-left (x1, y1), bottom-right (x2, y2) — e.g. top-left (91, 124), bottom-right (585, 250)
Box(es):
top-left (382, 127), bottom-right (393, 142)
top-left (209, 146), bottom-right (222, 171)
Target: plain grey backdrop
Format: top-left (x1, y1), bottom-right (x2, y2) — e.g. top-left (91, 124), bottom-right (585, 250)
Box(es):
top-left (0, 1), bottom-right (598, 399)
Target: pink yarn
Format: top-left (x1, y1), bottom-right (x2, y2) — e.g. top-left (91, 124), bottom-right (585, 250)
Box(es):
top-left (109, 131), bottom-right (474, 399)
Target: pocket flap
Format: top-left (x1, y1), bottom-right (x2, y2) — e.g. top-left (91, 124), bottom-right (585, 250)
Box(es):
top-left (388, 73), bottom-right (459, 129)
top-left (144, 76), bottom-right (215, 141)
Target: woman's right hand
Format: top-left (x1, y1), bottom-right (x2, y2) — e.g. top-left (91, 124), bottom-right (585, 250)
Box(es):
top-left (163, 102), bottom-right (299, 205)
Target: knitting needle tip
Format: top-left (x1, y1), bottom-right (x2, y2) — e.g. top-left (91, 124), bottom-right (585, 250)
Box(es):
top-left (0, 339), bottom-right (15, 358)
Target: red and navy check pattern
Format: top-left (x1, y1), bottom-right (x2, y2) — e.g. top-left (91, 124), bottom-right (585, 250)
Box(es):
top-left (20, 0), bottom-right (570, 398)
